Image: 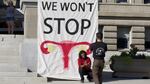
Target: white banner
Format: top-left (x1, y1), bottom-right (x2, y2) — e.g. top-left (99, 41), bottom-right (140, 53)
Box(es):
top-left (38, 0), bottom-right (98, 79)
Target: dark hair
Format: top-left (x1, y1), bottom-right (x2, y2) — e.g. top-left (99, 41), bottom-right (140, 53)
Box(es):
top-left (8, 1), bottom-right (13, 6)
top-left (96, 32), bottom-right (103, 40)
top-left (79, 50), bottom-right (87, 59)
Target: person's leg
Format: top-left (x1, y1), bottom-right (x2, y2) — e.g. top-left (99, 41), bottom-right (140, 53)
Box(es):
top-left (87, 70), bottom-right (93, 82)
top-left (7, 21), bottom-right (11, 34)
top-left (79, 68), bottom-right (84, 83)
top-left (98, 60), bottom-right (104, 84)
top-left (92, 59), bottom-right (100, 84)
top-left (10, 20), bottom-right (15, 34)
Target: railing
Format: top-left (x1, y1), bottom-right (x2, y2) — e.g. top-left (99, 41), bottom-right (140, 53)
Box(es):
top-left (0, 27), bottom-right (24, 34)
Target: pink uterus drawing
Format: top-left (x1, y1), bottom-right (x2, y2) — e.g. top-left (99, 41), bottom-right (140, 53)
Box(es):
top-left (40, 40), bottom-right (91, 69)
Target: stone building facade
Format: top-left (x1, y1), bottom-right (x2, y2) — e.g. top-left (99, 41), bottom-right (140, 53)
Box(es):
top-left (98, 0), bottom-right (150, 51)
top-left (20, 0), bottom-right (150, 51)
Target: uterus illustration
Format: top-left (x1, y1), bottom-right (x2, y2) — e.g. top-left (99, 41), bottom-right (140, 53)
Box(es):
top-left (40, 40), bottom-right (91, 69)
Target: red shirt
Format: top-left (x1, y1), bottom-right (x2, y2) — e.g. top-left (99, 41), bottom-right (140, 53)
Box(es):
top-left (78, 57), bottom-right (91, 69)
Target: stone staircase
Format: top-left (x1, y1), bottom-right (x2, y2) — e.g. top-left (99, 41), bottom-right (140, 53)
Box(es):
top-left (0, 35), bottom-right (49, 84)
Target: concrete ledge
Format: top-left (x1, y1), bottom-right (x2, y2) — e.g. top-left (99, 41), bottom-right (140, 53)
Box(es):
top-left (99, 4), bottom-right (150, 17)
top-left (99, 19), bottom-right (150, 26)
top-left (20, 0), bottom-right (37, 13)
top-left (99, 12), bottom-right (150, 18)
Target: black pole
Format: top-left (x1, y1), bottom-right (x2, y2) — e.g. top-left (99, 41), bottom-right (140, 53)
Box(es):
top-left (16, 0), bottom-right (20, 8)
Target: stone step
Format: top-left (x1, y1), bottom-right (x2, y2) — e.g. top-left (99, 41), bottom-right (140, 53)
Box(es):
top-left (0, 82), bottom-right (51, 84)
top-left (0, 48), bottom-right (19, 56)
top-left (0, 35), bottom-right (23, 39)
top-left (0, 35), bottom-right (23, 46)
top-left (0, 35), bottom-right (23, 56)
top-left (0, 37), bottom-right (23, 44)
top-left (0, 83), bottom-right (51, 84)
top-left (0, 56), bottom-right (20, 63)
top-left (0, 77), bottom-right (47, 84)
top-left (0, 42), bottom-right (23, 47)
top-left (0, 72), bottom-right (37, 77)
top-left (0, 39), bottom-right (23, 43)
top-left (0, 46), bottom-right (20, 50)
top-left (0, 55), bottom-right (19, 58)
top-left (0, 44), bottom-right (22, 48)
top-left (0, 63), bottom-right (27, 72)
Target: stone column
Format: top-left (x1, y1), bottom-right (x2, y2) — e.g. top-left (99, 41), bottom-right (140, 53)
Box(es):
top-left (132, 26), bottom-right (145, 50)
top-left (103, 26), bottom-right (117, 51)
top-left (24, 7), bottom-right (37, 39)
top-left (20, 1), bottom-right (38, 72)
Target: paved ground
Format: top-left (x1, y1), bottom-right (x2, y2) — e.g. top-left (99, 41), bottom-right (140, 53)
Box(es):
top-left (48, 79), bottom-right (150, 84)
top-left (47, 70), bottom-right (150, 84)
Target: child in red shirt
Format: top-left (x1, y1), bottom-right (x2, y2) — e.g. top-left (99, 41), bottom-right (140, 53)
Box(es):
top-left (78, 50), bottom-right (93, 83)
